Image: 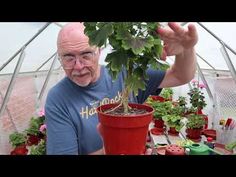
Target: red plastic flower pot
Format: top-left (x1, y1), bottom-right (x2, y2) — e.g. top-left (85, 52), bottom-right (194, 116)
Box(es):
top-left (186, 128), bottom-right (202, 139)
top-left (168, 127), bottom-right (179, 136)
top-left (202, 129), bottom-right (216, 140)
top-left (150, 95), bottom-right (165, 102)
top-left (150, 127), bottom-right (164, 135)
top-left (154, 119), bottom-right (164, 128)
top-left (97, 103), bottom-right (153, 155)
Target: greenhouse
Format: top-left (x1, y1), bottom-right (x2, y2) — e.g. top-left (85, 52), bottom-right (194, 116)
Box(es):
top-left (0, 22), bottom-right (235, 155)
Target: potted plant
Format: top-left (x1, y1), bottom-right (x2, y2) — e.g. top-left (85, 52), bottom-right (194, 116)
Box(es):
top-left (188, 80), bottom-right (207, 113)
top-left (162, 105), bottom-right (184, 135)
top-left (187, 80), bottom-right (208, 128)
top-left (151, 101), bottom-right (172, 128)
top-left (9, 132), bottom-right (28, 155)
top-left (186, 114), bottom-right (206, 141)
top-left (84, 22), bottom-right (168, 154)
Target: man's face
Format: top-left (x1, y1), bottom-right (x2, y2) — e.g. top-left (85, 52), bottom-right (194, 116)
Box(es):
top-left (57, 24), bottom-right (100, 87)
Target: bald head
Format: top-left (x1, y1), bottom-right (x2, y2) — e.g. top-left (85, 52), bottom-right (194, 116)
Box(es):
top-left (57, 23), bottom-right (90, 54)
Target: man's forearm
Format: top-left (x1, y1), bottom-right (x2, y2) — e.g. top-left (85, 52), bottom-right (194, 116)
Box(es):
top-left (172, 47), bottom-right (197, 84)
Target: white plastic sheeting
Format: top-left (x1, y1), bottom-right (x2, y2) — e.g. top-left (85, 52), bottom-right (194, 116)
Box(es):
top-left (1, 22), bottom-right (236, 74)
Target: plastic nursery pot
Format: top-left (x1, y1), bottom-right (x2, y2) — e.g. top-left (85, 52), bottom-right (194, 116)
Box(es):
top-left (150, 95), bottom-right (165, 102)
top-left (154, 119), bottom-right (164, 128)
top-left (150, 127), bottom-right (164, 135)
top-left (202, 129), bottom-right (216, 140)
top-left (186, 128), bottom-right (203, 140)
top-left (168, 127), bottom-right (179, 136)
top-left (97, 103), bottom-right (153, 155)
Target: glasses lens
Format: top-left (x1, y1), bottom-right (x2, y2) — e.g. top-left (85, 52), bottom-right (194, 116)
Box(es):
top-left (60, 51), bottom-right (95, 69)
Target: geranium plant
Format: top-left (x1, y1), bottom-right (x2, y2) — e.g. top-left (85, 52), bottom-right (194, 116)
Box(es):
top-left (186, 114), bottom-right (206, 129)
top-left (9, 132), bottom-right (27, 147)
top-left (162, 114), bottom-right (184, 132)
top-left (188, 80), bottom-right (207, 111)
top-left (151, 101), bottom-right (172, 119)
top-left (160, 88), bottom-right (173, 101)
top-left (177, 96), bottom-right (187, 108)
top-left (84, 22), bottom-right (169, 114)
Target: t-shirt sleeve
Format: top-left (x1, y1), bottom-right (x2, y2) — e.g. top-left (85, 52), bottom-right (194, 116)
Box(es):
top-left (45, 90), bottom-right (79, 155)
top-left (136, 69), bottom-right (166, 104)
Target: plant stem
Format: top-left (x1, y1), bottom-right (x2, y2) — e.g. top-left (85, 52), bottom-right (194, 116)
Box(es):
top-left (122, 87), bottom-right (129, 114)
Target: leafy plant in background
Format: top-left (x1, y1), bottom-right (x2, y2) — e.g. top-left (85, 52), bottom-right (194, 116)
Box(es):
top-left (29, 139), bottom-right (46, 155)
top-left (25, 116), bottom-right (45, 136)
top-left (162, 114), bottom-right (184, 132)
top-left (151, 101), bottom-right (172, 119)
top-left (9, 132), bottom-right (27, 147)
top-left (176, 96), bottom-right (187, 115)
top-left (186, 114), bottom-right (206, 129)
top-left (188, 80), bottom-right (207, 110)
top-left (177, 96), bottom-right (187, 108)
top-left (160, 88), bottom-right (173, 101)
top-left (84, 22), bottom-right (169, 114)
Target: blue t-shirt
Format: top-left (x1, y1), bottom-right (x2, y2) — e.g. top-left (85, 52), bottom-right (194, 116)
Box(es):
top-left (45, 65), bottom-right (165, 154)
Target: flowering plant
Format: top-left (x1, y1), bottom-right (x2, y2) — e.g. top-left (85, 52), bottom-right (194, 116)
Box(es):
top-left (187, 80), bottom-right (207, 111)
top-left (9, 108), bottom-right (46, 155)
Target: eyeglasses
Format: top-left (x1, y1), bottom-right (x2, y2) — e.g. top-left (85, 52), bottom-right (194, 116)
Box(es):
top-left (60, 51), bottom-right (96, 69)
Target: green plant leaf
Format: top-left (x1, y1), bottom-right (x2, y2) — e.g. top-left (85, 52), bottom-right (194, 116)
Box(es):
top-left (9, 132), bottom-right (27, 147)
top-left (122, 36), bottom-right (154, 55)
top-left (125, 74), bottom-right (145, 96)
top-left (105, 50), bottom-right (128, 71)
top-left (84, 23), bottom-right (113, 47)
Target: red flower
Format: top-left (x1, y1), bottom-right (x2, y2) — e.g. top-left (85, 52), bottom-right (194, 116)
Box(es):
top-left (10, 144), bottom-right (28, 155)
top-left (27, 135), bottom-right (40, 146)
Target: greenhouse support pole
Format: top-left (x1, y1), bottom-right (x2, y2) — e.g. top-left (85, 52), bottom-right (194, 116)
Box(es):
top-left (0, 48), bottom-right (26, 118)
top-left (197, 62), bottom-right (214, 103)
top-left (196, 53), bottom-right (217, 71)
top-left (198, 22), bottom-right (236, 56)
top-left (37, 54), bottom-right (58, 106)
top-left (0, 23), bottom-right (51, 72)
top-left (35, 52), bottom-right (57, 72)
top-left (220, 43), bottom-right (236, 85)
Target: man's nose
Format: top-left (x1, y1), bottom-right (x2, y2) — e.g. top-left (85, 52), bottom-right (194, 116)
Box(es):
top-left (73, 58), bottom-right (84, 70)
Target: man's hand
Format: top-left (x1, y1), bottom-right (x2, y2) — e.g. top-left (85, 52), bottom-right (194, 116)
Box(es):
top-left (157, 22), bottom-right (198, 59)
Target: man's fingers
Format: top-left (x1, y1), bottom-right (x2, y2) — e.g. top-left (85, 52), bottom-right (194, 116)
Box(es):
top-left (168, 22), bottom-right (185, 36)
top-left (156, 26), bottom-right (173, 38)
top-left (188, 23), bottom-right (198, 38)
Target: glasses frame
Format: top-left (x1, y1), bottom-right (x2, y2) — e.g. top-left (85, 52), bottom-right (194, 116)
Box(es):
top-left (59, 50), bottom-right (98, 69)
